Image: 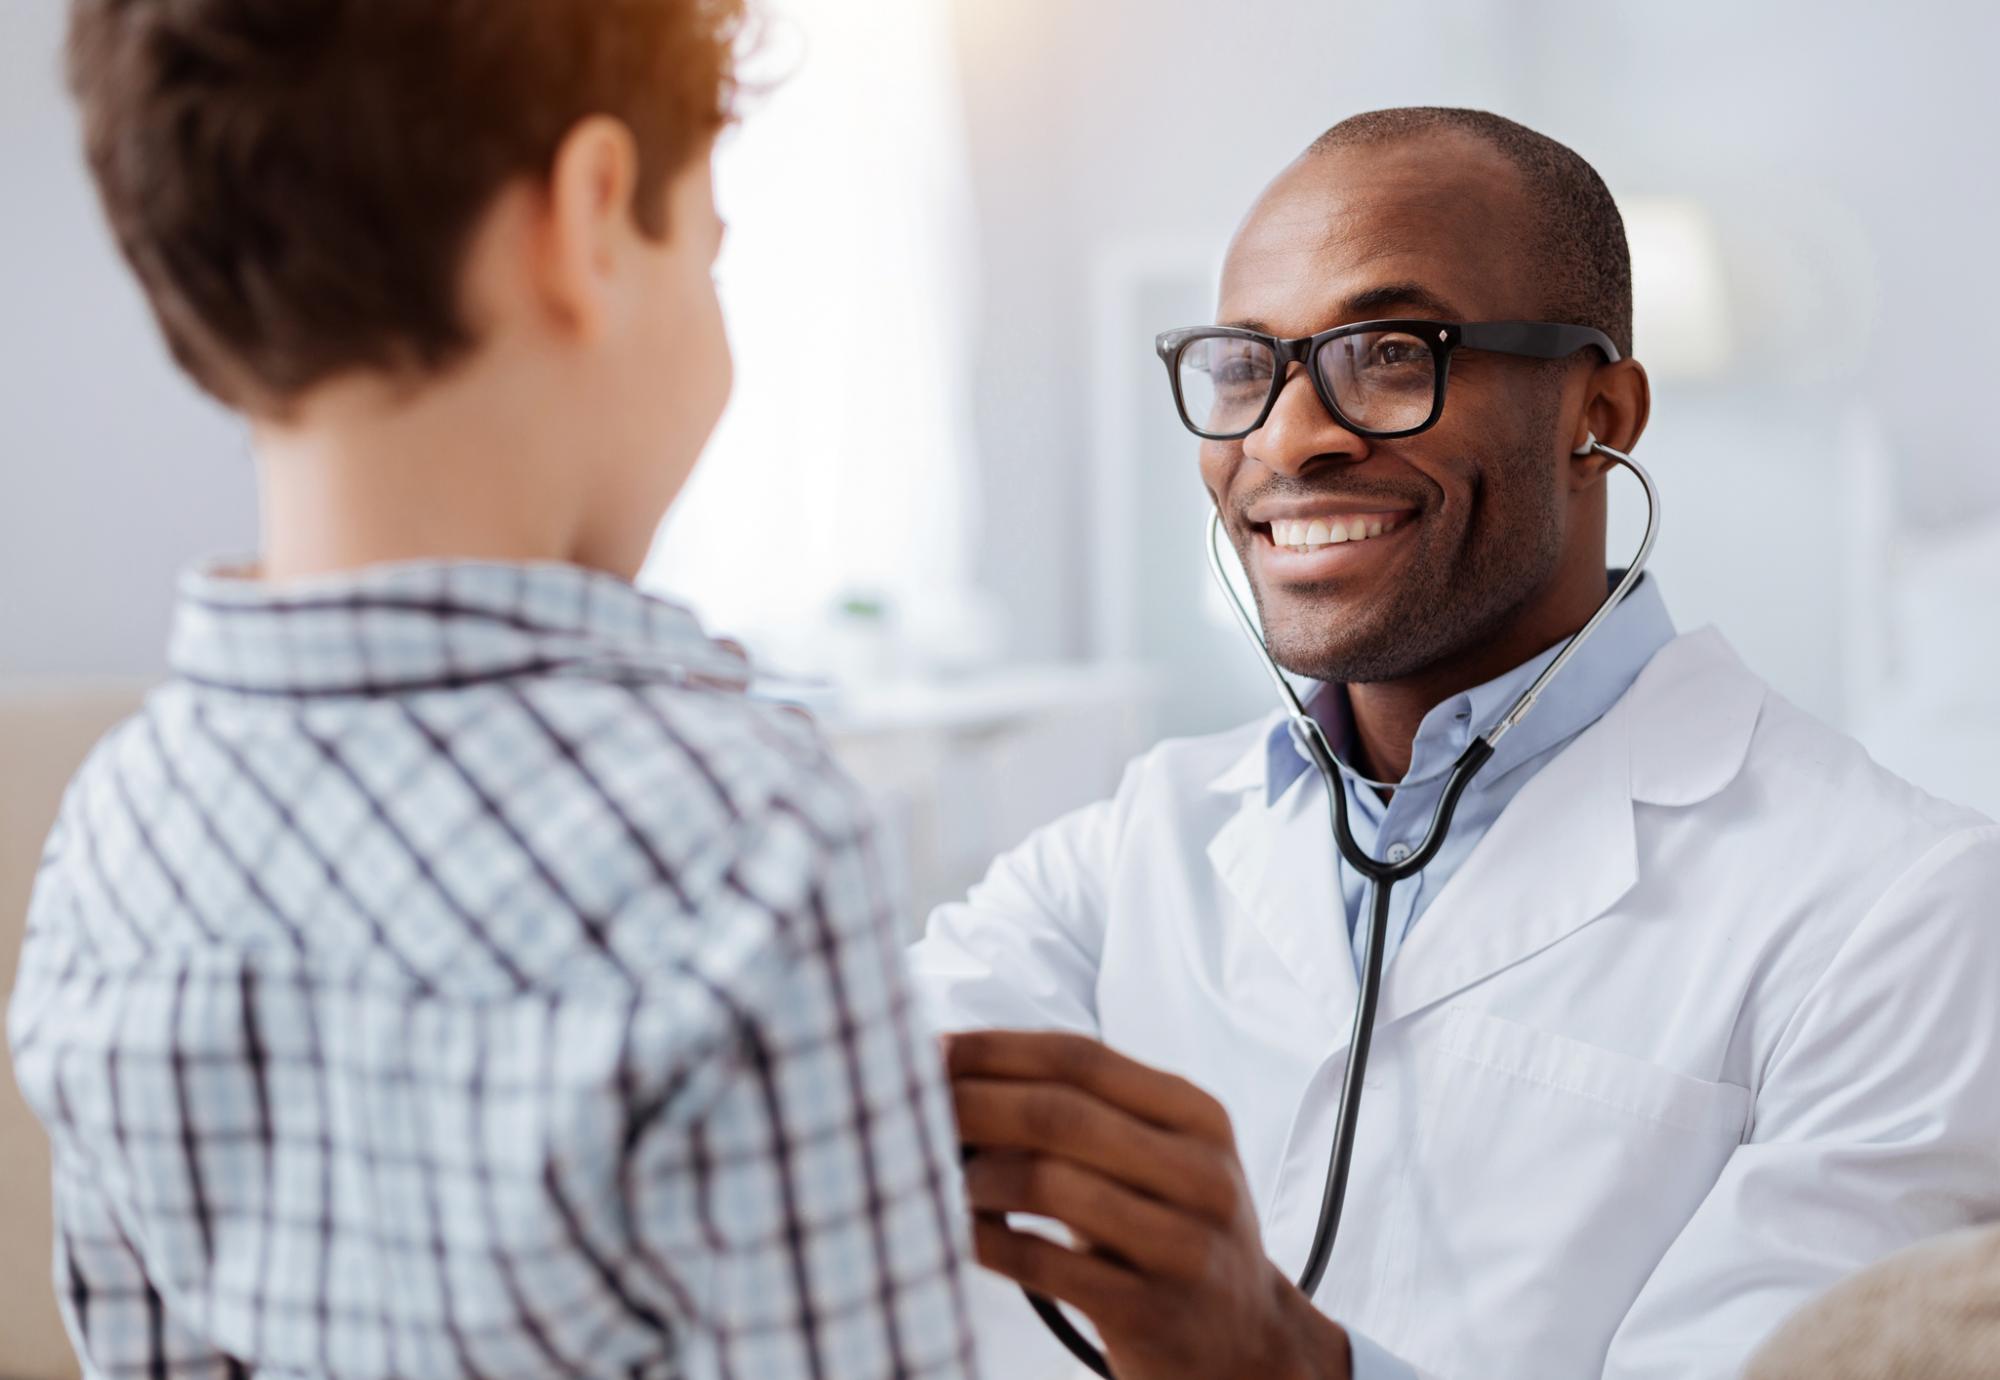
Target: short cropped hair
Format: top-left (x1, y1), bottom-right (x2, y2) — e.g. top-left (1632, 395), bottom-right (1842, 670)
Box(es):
top-left (1309, 108), bottom-right (1633, 359)
top-left (68, 0), bottom-right (747, 415)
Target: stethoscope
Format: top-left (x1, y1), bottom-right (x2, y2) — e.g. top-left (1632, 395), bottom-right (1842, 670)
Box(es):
top-left (1027, 437), bottom-right (1661, 1377)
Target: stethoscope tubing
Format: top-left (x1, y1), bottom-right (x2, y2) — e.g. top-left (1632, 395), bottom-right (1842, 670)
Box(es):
top-left (1028, 444), bottom-right (1660, 1377)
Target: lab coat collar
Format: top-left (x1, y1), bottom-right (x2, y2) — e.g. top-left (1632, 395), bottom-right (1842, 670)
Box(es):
top-left (1207, 717), bottom-right (1287, 796)
top-left (1624, 626), bottom-right (1765, 806)
top-left (1207, 764), bottom-right (1361, 1045)
top-left (1203, 626), bottom-right (1765, 1040)
top-left (1204, 614), bottom-right (1753, 808)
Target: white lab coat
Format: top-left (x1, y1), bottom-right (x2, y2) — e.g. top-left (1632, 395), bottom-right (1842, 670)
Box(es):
top-left (910, 628), bottom-right (2000, 1380)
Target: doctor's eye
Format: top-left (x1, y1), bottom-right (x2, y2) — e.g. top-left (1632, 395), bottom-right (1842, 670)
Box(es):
top-left (1175, 335), bottom-right (1283, 436)
top-left (1366, 337), bottom-right (1429, 368)
top-left (1334, 332), bottom-right (1431, 376)
top-left (1197, 343), bottom-right (1273, 380)
top-left (1185, 339), bottom-right (1277, 399)
top-left (1320, 331), bottom-right (1438, 409)
top-left (1214, 360), bottom-right (1275, 393)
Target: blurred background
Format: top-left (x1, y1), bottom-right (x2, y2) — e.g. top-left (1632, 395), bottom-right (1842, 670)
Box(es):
top-left (7, 0), bottom-right (2000, 923)
top-left (5, 3), bottom-right (2000, 1375)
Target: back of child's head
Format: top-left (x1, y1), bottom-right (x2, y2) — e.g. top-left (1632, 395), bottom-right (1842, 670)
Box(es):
top-left (68, 0), bottom-right (745, 419)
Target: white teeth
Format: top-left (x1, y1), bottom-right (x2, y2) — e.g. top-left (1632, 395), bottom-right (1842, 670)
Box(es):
top-left (1271, 513), bottom-right (1405, 552)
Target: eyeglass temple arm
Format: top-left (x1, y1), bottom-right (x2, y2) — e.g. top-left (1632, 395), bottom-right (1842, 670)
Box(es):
top-left (1456, 321), bottom-right (1621, 363)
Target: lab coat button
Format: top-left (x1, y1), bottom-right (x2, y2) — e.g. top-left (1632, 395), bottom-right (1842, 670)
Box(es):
top-left (1387, 842), bottom-right (1413, 863)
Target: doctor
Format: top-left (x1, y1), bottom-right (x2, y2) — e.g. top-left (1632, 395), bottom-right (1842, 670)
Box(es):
top-left (912, 107), bottom-right (2000, 1380)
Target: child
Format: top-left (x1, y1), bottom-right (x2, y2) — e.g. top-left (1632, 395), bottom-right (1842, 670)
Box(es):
top-left (7, 3), bottom-right (980, 1376)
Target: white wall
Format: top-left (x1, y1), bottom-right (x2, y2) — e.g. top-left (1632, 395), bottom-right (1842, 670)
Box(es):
top-left (0, 3), bottom-right (256, 680)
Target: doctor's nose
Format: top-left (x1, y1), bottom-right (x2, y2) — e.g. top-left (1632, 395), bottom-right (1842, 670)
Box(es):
top-left (1240, 363), bottom-right (1372, 479)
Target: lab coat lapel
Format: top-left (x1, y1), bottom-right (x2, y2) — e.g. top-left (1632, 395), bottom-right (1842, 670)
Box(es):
top-left (1206, 764), bottom-right (1359, 1047)
top-left (1375, 696), bottom-right (1638, 1024)
top-left (1376, 627), bottom-right (1762, 1025)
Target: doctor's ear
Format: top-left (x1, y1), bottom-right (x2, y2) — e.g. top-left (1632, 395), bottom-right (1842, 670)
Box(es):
top-left (1567, 356), bottom-right (1651, 479)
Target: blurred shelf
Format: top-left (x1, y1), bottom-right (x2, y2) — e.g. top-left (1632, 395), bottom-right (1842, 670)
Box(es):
top-left (819, 661), bottom-right (1159, 739)
top-left (817, 661), bottom-right (1163, 929)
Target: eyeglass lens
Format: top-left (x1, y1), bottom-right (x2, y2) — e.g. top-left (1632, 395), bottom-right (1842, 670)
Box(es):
top-left (1175, 328), bottom-right (1438, 437)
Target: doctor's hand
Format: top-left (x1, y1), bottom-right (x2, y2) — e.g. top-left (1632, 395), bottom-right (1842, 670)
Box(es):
top-left (945, 1030), bottom-right (1352, 1380)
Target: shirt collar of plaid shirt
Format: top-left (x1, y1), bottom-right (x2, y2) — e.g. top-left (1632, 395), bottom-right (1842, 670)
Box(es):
top-left (169, 559), bottom-right (752, 699)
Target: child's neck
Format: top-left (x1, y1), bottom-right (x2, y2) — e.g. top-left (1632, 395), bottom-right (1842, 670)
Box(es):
top-left (251, 362), bottom-right (590, 586)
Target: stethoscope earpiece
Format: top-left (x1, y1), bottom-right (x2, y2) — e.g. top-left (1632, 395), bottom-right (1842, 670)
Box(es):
top-left (1572, 431), bottom-right (1600, 457)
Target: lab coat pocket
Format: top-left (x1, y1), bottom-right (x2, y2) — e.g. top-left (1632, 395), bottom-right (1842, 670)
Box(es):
top-left (1403, 1005), bottom-right (1749, 1375)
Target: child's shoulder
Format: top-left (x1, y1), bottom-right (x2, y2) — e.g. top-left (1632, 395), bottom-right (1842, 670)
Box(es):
top-left (508, 673), bottom-right (859, 834)
top-left (35, 674), bottom-right (873, 980)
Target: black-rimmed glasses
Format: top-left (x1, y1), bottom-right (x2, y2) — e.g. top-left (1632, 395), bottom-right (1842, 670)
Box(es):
top-left (1155, 319), bottom-right (1620, 441)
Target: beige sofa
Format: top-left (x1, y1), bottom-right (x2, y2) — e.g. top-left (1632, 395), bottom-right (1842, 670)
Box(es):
top-left (1746, 1225), bottom-right (2000, 1378)
top-left (0, 683), bottom-right (147, 1380)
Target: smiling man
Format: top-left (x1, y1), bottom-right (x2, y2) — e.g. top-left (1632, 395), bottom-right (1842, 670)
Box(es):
top-left (911, 109), bottom-right (2000, 1379)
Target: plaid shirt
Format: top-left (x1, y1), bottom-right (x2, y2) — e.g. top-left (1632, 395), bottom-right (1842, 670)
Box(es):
top-left (8, 560), bottom-right (981, 1380)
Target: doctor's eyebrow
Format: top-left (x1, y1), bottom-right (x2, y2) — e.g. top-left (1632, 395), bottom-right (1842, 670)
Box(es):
top-left (1341, 281), bottom-right (1463, 320)
top-left (1219, 282), bottom-right (1468, 336)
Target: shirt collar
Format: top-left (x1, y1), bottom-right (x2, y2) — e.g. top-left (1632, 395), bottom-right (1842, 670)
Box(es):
top-left (1260, 573), bottom-right (1677, 804)
top-left (170, 559), bottom-right (750, 698)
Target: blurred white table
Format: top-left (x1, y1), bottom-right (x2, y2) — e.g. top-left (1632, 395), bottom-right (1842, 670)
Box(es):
top-left (821, 662), bottom-right (1161, 933)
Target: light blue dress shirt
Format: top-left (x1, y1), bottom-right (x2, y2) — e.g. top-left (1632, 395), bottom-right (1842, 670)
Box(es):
top-left (1261, 574), bottom-right (1676, 1380)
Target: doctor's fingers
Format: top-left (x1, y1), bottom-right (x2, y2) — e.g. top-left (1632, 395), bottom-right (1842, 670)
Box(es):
top-left (946, 1030), bottom-right (1238, 1147)
top-left (951, 1078), bottom-right (1244, 1224)
top-left (968, 1216), bottom-right (1149, 1331)
top-left (963, 1151), bottom-right (1218, 1282)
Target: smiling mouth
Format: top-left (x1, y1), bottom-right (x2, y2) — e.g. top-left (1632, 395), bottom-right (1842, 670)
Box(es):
top-left (1253, 510), bottom-right (1416, 554)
